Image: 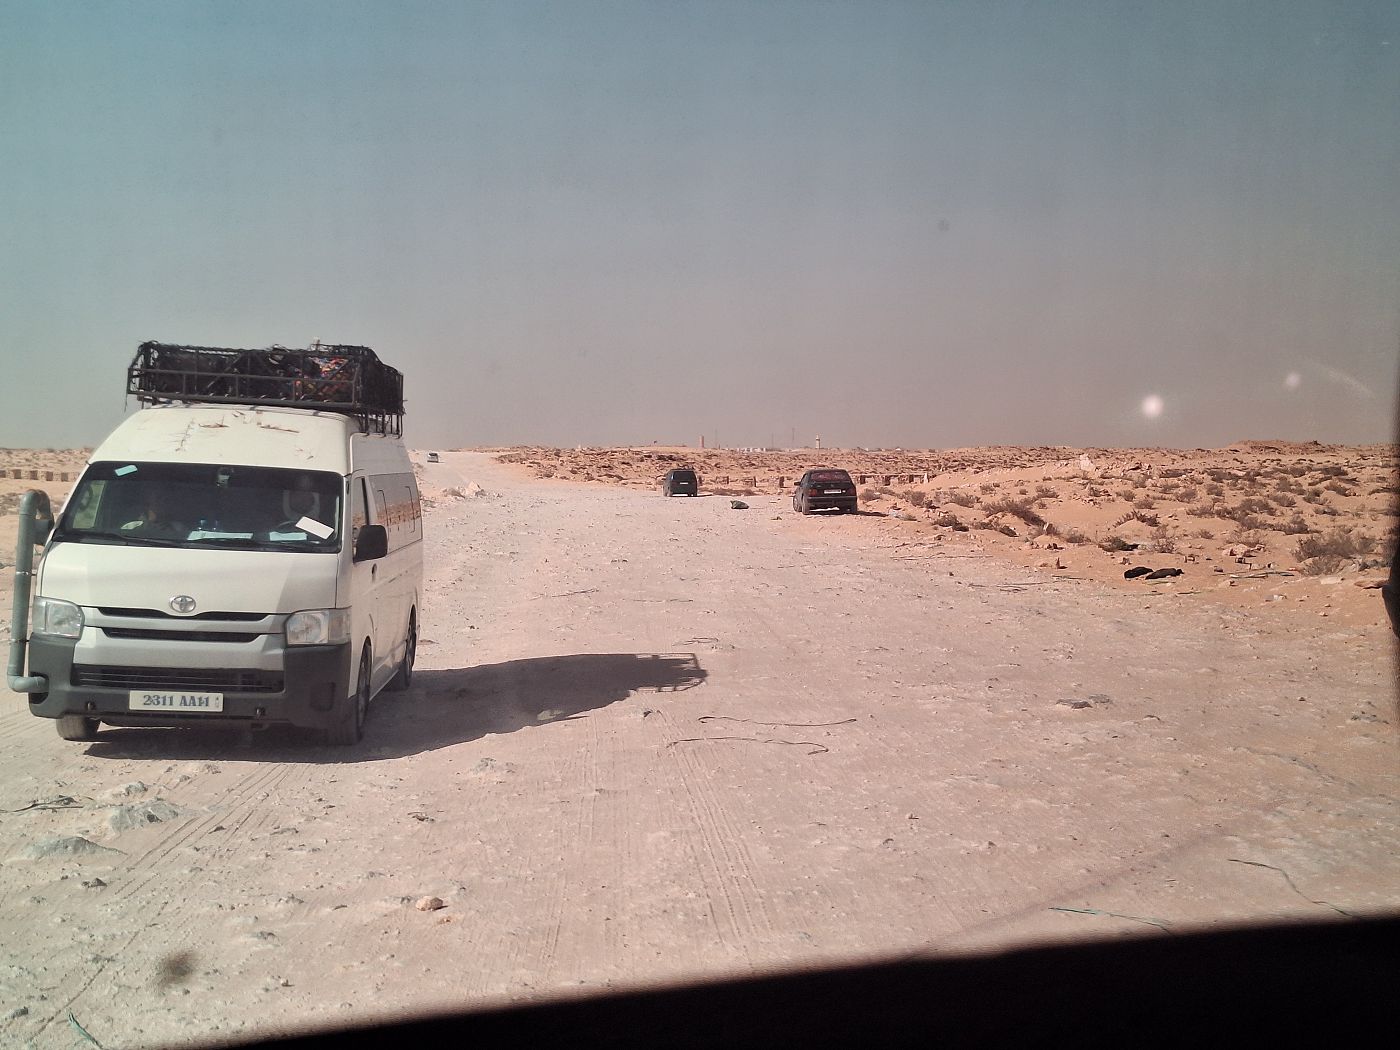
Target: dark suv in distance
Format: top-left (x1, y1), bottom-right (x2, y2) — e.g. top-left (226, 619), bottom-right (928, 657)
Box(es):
top-left (661, 468), bottom-right (699, 496)
top-left (793, 468), bottom-right (857, 514)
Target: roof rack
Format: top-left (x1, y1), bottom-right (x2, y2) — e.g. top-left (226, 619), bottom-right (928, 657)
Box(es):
top-left (128, 341), bottom-right (405, 435)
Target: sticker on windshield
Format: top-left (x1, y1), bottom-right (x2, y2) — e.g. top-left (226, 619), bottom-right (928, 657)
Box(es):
top-left (296, 517), bottom-right (335, 540)
top-left (114, 465), bottom-right (138, 476)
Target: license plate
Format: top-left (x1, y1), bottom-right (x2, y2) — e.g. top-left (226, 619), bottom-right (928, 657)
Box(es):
top-left (129, 690), bottom-right (224, 712)
top-left (824, 490), bottom-right (845, 494)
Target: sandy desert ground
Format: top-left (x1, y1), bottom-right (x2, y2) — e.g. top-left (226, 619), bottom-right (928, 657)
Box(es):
top-left (494, 441), bottom-right (1400, 631)
top-left (0, 445), bottom-right (1395, 1047)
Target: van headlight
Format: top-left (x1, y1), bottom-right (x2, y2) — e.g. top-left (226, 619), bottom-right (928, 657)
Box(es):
top-left (33, 596), bottom-right (84, 640)
top-left (285, 609), bottom-right (351, 646)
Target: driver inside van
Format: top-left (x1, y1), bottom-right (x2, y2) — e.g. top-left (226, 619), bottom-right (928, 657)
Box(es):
top-left (121, 488), bottom-right (189, 539)
top-left (278, 474), bottom-right (322, 531)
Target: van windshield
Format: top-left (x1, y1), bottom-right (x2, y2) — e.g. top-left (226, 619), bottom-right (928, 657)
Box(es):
top-left (53, 462), bottom-right (343, 553)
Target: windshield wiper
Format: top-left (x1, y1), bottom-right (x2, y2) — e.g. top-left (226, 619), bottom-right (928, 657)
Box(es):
top-left (190, 536), bottom-right (285, 550)
top-left (55, 530), bottom-right (186, 547)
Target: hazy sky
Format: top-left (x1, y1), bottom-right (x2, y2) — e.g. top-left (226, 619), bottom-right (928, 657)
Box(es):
top-left (2, 0), bottom-right (1397, 450)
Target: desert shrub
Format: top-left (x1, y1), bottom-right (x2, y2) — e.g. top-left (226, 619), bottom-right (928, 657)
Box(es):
top-left (1280, 516), bottom-right (1313, 535)
top-left (1133, 496), bottom-right (1156, 510)
top-left (932, 511), bottom-right (962, 528)
top-left (1112, 509), bottom-right (1159, 528)
top-left (1100, 535), bottom-right (1134, 552)
top-left (1314, 464), bottom-right (1348, 478)
top-left (1176, 486), bottom-right (1198, 503)
top-left (947, 490), bottom-right (978, 507)
top-left (975, 519), bottom-right (1018, 537)
top-left (907, 490), bottom-right (928, 508)
top-left (1116, 488), bottom-right (1137, 502)
top-left (1150, 527), bottom-right (1177, 554)
top-left (1063, 528), bottom-right (1090, 545)
top-left (1295, 528), bottom-right (1374, 564)
top-left (1298, 554), bottom-right (1348, 576)
top-left (1323, 480), bottom-right (1353, 496)
top-left (980, 482), bottom-right (996, 494)
top-left (1238, 496), bottom-right (1275, 515)
top-left (1229, 528), bottom-right (1268, 546)
top-left (1034, 484), bottom-right (1058, 499)
top-left (1193, 528), bottom-right (1215, 539)
top-left (1085, 486), bottom-right (1109, 498)
top-left (1285, 464), bottom-right (1309, 477)
top-left (1186, 502), bottom-right (1217, 517)
top-left (860, 488), bottom-right (878, 501)
top-left (1271, 491), bottom-right (1297, 508)
top-left (983, 497), bottom-right (1045, 527)
top-left (1303, 488), bottom-right (1325, 503)
top-left (1205, 482), bottom-right (1224, 497)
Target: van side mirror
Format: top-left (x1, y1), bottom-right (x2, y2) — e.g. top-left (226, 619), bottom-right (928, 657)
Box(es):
top-left (353, 524), bottom-right (388, 562)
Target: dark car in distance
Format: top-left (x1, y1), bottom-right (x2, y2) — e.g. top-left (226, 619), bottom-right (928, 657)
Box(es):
top-left (661, 468), bottom-right (699, 496)
top-left (793, 468), bottom-right (857, 514)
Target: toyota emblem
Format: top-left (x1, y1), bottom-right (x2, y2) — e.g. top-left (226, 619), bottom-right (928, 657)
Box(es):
top-left (169, 595), bottom-right (197, 614)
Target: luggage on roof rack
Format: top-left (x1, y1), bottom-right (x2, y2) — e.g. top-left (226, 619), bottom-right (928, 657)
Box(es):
top-left (127, 341), bottom-right (405, 434)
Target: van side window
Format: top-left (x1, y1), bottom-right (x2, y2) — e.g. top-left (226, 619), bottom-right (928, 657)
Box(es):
top-left (366, 473), bottom-right (421, 553)
top-left (352, 477), bottom-right (369, 543)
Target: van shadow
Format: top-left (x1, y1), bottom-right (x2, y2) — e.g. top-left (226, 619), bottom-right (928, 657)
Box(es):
top-left (81, 652), bottom-right (707, 764)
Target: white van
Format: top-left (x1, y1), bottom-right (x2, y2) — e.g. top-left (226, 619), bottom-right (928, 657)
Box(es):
top-left (15, 343), bottom-right (422, 745)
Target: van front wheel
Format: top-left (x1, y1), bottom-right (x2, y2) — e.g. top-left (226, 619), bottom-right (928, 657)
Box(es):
top-left (388, 614), bottom-right (416, 692)
top-left (56, 715), bottom-right (100, 741)
top-left (326, 650), bottom-right (370, 746)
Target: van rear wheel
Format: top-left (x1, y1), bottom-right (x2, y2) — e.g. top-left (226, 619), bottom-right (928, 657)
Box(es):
top-left (326, 650), bottom-right (370, 746)
top-left (388, 614), bottom-right (416, 692)
top-left (56, 715), bottom-right (100, 741)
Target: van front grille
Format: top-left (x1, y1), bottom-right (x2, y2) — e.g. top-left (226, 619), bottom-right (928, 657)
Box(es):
top-left (100, 628), bottom-right (260, 644)
top-left (98, 607), bottom-right (268, 622)
top-left (71, 665), bottom-right (283, 693)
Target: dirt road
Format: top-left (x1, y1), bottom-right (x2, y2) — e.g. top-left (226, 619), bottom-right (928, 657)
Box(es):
top-left (2, 452), bottom-right (1396, 1047)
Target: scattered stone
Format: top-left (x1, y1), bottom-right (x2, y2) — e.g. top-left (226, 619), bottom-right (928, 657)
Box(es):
top-left (1124, 566), bottom-right (1153, 579)
top-left (729, 500), bottom-right (749, 509)
top-left (414, 896), bottom-right (446, 912)
top-left (465, 482), bottom-right (486, 497)
top-left (107, 799), bottom-right (184, 832)
top-left (407, 812), bottom-right (434, 822)
top-left (81, 877), bottom-right (108, 890)
top-left (22, 836), bottom-right (123, 860)
top-left (1058, 699), bottom-right (1093, 709)
top-left (5, 1006), bottom-right (28, 1020)
top-left (1354, 579), bottom-right (1385, 589)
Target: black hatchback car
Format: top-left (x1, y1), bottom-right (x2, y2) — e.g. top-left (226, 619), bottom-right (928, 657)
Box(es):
top-left (793, 468), bottom-right (857, 514)
top-left (661, 468), bottom-right (699, 496)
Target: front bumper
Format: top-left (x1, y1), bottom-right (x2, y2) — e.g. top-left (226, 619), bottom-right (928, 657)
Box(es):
top-left (25, 636), bottom-right (353, 729)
